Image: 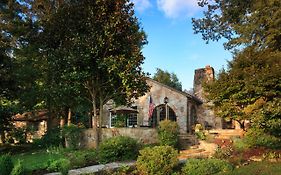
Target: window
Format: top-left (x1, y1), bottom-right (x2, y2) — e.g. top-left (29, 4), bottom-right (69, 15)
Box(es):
top-left (110, 114), bottom-right (118, 128)
top-left (127, 113), bottom-right (137, 127)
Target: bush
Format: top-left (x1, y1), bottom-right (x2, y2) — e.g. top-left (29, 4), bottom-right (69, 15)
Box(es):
top-left (244, 128), bottom-right (281, 149)
top-left (11, 160), bottom-right (26, 175)
top-left (158, 120), bottom-right (179, 148)
top-left (47, 158), bottom-right (71, 175)
top-left (136, 146), bottom-right (178, 175)
top-left (36, 127), bottom-right (62, 148)
top-left (213, 146), bottom-right (234, 160)
top-left (62, 124), bottom-right (84, 149)
top-left (83, 149), bottom-right (98, 164)
top-left (182, 158), bottom-right (233, 175)
top-left (232, 137), bottom-right (250, 152)
top-left (98, 136), bottom-right (140, 163)
top-left (195, 131), bottom-right (206, 140)
top-left (0, 154), bottom-right (14, 175)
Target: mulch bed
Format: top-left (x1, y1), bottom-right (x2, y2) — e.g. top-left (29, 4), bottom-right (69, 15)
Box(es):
top-left (212, 138), bottom-right (281, 161)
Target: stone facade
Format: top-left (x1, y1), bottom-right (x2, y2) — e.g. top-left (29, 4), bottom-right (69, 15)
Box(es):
top-left (102, 78), bottom-right (202, 134)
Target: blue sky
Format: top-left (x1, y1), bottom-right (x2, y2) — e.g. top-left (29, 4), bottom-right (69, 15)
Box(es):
top-left (132, 0), bottom-right (232, 90)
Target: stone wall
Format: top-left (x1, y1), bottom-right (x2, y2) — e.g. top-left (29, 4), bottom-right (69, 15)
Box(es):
top-left (81, 128), bottom-right (158, 148)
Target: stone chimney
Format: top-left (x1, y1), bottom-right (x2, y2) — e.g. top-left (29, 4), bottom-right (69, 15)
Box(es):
top-left (193, 65), bottom-right (215, 101)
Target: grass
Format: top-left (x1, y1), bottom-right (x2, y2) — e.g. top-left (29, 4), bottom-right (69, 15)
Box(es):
top-left (12, 150), bottom-right (64, 172)
top-left (219, 161), bottom-right (281, 175)
top-left (7, 146), bottom-right (98, 173)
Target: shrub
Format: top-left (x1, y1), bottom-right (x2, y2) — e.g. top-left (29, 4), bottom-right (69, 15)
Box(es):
top-left (213, 146), bottom-right (234, 160)
top-left (244, 128), bottom-right (281, 149)
top-left (195, 131), bottom-right (206, 140)
top-left (158, 120), bottom-right (179, 148)
top-left (47, 158), bottom-right (71, 175)
top-left (136, 146), bottom-right (178, 175)
top-left (62, 124), bottom-right (84, 149)
top-left (98, 136), bottom-right (140, 163)
top-left (11, 160), bottom-right (26, 175)
top-left (232, 137), bottom-right (250, 152)
top-left (0, 154), bottom-right (14, 175)
top-left (11, 127), bottom-right (26, 144)
top-left (182, 158), bottom-right (233, 175)
top-left (83, 149), bottom-right (98, 164)
top-left (37, 127), bottom-right (62, 148)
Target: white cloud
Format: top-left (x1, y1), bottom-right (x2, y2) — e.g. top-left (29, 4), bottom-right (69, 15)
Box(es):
top-left (131, 0), bottom-right (152, 12)
top-left (157, 0), bottom-right (201, 19)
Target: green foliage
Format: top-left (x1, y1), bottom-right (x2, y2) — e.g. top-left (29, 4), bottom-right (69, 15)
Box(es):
top-left (11, 160), bottom-right (26, 175)
top-left (0, 154), bottom-right (14, 175)
top-left (262, 151), bottom-right (281, 160)
top-left (37, 127), bottom-right (62, 148)
top-left (182, 158), bottom-right (233, 175)
top-left (213, 146), bottom-right (234, 160)
top-left (231, 137), bottom-right (250, 152)
top-left (98, 136), bottom-right (140, 163)
top-left (221, 161), bottom-right (281, 175)
top-left (204, 47), bottom-right (281, 140)
top-left (153, 68), bottom-right (182, 91)
top-left (158, 120), bottom-right (179, 148)
top-left (62, 124), bottom-right (84, 149)
top-left (195, 131), bottom-right (206, 140)
top-left (47, 158), bottom-right (71, 175)
top-left (194, 0), bottom-right (281, 149)
top-left (244, 128), bottom-right (281, 149)
top-left (136, 146), bottom-right (178, 175)
top-left (113, 114), bottom-right (127, 128)
top-left (10, 127), bottom-right (26, 144)
top-left (193, 0), bottom-right (281, 51)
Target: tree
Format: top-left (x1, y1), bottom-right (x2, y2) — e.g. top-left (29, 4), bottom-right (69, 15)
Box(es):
top-left (205, 47), bottom-right (281, 131)
top-left (153, 68), bottom-right (182, 91)
top-left (193, 1), bottom-right (281, 145)
top-left (31, 0), bottom-right (149, 146)
top-left (192, 0), bottom-right (281, 51)
top-left (0, 0), bottom-right (30, 142)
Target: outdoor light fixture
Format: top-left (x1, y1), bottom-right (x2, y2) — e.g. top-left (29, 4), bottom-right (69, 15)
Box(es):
top-left (164, 97), bottom-right (169, 120)
top-left (164, 96), bottom-right (169, 104)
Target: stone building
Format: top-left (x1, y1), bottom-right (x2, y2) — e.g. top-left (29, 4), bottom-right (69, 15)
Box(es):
top-left (102, 65), bottom-right (222, 134)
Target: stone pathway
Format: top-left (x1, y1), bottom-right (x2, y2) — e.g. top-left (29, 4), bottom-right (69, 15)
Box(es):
top-left (178, 146), bottom-right (211, 162)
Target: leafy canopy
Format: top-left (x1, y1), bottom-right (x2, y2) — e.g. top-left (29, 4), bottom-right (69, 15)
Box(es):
top-left (153, 68), bottom-right (182, 91)
top-left (193, 0), bottom-right (281, 51)
top-left (194, 1), bottom-right (281, 140)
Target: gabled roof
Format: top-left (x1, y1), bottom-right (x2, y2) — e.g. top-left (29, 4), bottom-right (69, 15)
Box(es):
top-left (146, 77), bottom-right (202, 104)
top-left (13, 110), bottom-right (49, 122)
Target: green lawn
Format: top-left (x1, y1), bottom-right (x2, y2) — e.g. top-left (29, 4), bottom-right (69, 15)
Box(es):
top-left (9, 147), bottom-right (98, 173)
top-left (12, 151), bottom-right (64, 172)
top-left (220, 161), bottom-right (281, 175)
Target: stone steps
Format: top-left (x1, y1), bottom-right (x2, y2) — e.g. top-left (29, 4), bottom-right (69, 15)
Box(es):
top-left (178, 133), bottom-right (198, 149)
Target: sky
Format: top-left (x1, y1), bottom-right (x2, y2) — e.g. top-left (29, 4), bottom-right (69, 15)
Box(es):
top-left (131, 0), bottom-right (232, 90)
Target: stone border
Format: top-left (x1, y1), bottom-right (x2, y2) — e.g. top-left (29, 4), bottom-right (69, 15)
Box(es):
top-left (45, 161), bottom-right (135, 175)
